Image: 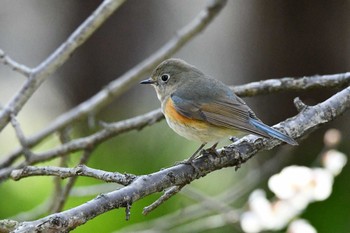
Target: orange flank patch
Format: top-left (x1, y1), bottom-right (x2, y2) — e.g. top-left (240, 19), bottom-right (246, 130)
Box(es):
top-left (164, 98), bottom-right (207, 128)
top-left (163, 97), bottom-right (238, 142)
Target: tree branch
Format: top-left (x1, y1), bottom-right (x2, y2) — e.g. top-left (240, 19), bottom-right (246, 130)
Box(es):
top-left (50, 149), bottom-right (93, 213)
top-left (49, 128), bottom-right (72, 213)
top-left (9, 87), bottom-right (350, 232)
top-left (0, 0), bottom-right (127, 132)
top-left (143, 185), bottom-right (184, 215)
top-left (232, 72), bottom-right (350, 96)
top-left (10, 164), bottom-right (136, 186)
top-left (9, 114), bottom-right (34, 161)
top-left (120, 147), bottom-right (293, 232)
top-left (0, 49), bottom-right (31, 76)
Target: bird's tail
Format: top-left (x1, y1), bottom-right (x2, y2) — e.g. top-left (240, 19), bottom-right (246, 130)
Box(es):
top-left (249, 118), bottom-right (298, 146)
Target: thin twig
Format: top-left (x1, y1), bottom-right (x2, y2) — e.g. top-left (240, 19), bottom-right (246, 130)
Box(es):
top-left (125, 201), bottom-right (132, 221)
top-left (53, 149), bottom-right (93, 213)
top-left (0, 49), bottom-right (31, 76)
top-left (10, 164), bottom-right (136, 186)
top-left (294, 97), bottom-right (308, 112)
top-left (29, 109), bottom-right (163, 163)
top-left (50, 128), bottom-right (72, 213)
top-left (143, 186), bottom-right (184, 215)
top-left (9, 113), bottom-right (34, 161)
top-left (0, 0), bottom-right (127, 132)
top-left (232, 72), bottom-right (350, 96)
top-left (143, 181), bottom-right (240, 218)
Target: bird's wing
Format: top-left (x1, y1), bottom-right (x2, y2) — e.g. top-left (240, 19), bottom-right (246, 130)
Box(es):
top-left (170, 94), bottom-right (270, 138)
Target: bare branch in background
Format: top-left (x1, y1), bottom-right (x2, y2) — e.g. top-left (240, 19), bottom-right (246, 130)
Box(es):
top-left (11, 164), bottom-right (135, 186)
top-left (232, 72), bottom-right (350, 96)
top-left (49, 128), bottom-right (71, 213)
top-left (0, 49), bottom-right (31, 77)
top-left (0, 0), bottom-right (127, 132)
top-left (50, 149), bottom-right (93, 213)
top-left (9, 114), bottom-right (34, 161)
top-left (143, 185), bottom-right (184, 215)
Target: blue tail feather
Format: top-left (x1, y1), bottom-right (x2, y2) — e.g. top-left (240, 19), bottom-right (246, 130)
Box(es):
top-left (249, 118), bottom-right (298, 145)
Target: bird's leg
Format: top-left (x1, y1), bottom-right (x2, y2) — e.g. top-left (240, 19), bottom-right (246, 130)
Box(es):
top-left (188, 143), bottom-right (206, 161)
top-left (203, 142), bottom-right (220, 157)
top-left (174, 143), bottom-right (206, 166)
top-left (179, 143), bottom-right (220, 178)
top-left (209, 142), bottom-right (218, 150)
top-left (174, 143), bottom-right (206, 178)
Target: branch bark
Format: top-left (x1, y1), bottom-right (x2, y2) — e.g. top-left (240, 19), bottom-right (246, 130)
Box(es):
top-left (11, 164), bottom-right (135, 186)
top-left (0, 49), bottom-right (31, 76)
top-left (232, 72), bottom-right (350, 96)
top-left (8, 87), bottom-right (350, 232)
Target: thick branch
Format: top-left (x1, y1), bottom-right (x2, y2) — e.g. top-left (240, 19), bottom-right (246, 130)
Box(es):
top-left (0, 0), bottom-right (127, 132)
top-left (10, 87), bottom-right (350, 232)
top-left (120, 148), bottom-right (294, 233)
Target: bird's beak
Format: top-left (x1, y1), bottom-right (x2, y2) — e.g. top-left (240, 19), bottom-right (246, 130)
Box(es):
top-left (140, 78), bottom-right (156, 85)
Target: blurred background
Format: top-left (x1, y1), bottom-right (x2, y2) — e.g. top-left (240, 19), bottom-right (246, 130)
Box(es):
top-left (0, 1), bottom-right (349, 232)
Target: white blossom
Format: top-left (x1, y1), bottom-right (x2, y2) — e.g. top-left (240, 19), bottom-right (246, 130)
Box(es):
top-left (323, 128), bottom-right (342, 147)
top-left (287, 219), bottom-right (317, 233)
top-left (322, 149), bottom-right (347, 176)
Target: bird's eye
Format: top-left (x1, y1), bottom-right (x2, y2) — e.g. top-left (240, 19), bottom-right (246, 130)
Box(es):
top-left (161, 74), bottom-right (170, 82)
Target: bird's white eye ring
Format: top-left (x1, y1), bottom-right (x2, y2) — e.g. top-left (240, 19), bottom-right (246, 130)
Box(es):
top-left (161, 74), bottom-right (170, 82)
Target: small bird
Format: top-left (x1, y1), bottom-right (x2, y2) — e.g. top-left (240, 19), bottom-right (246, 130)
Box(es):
top-left (141, 59), bottom-right (297, 160)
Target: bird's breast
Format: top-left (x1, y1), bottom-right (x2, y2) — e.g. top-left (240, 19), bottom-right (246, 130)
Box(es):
top-left (162, 98), bottom-right (237, 143)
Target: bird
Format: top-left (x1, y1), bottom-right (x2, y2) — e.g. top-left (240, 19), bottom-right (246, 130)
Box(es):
top-left (140, 58), bottom-right (297, 160)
